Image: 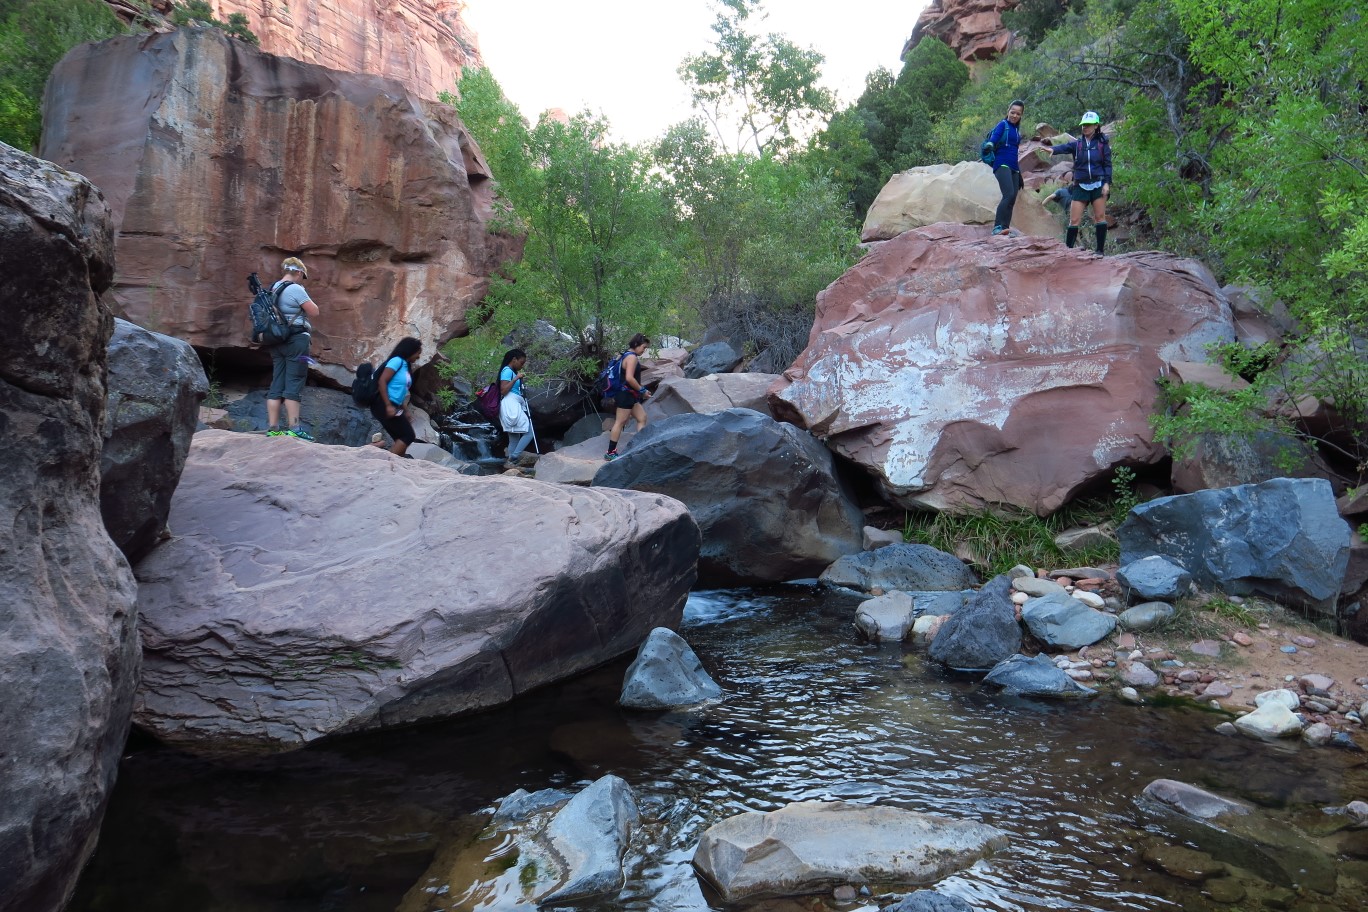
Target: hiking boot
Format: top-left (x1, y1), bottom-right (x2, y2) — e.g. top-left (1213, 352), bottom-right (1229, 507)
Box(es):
top-left (286, 427), bottom-right (314, 441)
top-left (992, 226), bottom-right (1005, 236)
top-left (266, 428), bottom-right (287, 437)
top-left (604, 450), bottom-right (618, 461)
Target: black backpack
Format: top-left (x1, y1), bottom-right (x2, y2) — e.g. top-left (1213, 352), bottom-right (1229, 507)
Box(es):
top-left (247, 273), bottom-right (297, 346)
top-left (352, 362), bottom-right (380, 406)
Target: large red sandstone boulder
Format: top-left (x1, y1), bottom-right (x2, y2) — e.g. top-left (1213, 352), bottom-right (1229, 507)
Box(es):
top-left (768, 224), bottom-right (1236, 515)
top-left (908, 0), bottom-right (1021, 63)
top-left (0, 143), bottom-right (140, 912)
top-left (40, 28), bottom-right (518, 379)
top-left (132, 431), bottom-right (699, 754)
top-left (862, 160), bottom-right (1062, 242)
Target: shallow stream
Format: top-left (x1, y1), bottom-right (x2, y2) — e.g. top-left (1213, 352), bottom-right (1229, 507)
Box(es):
top-left (71, 586), bottom-right (1368, 912)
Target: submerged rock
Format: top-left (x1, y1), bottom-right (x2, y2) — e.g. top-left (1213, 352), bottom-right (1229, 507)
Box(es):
top-left (1137, 779), bottom-right (1336, 893)
top-left (692, 799), bottom-right (1009, 902)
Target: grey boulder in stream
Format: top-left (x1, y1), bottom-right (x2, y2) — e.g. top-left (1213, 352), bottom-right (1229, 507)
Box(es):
top-left (692, 799), bottom-right (1009, 901)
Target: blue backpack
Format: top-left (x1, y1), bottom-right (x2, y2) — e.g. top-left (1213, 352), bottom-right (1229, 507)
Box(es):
top-left (597, 350), bottom-right (632, 399)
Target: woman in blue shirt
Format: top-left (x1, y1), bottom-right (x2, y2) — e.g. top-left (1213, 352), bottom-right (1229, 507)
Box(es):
top-left (498, 348), bottom-right (535, 470)
top-left (371, 337), bottom-right (422, 457)
top-left (1049, 111), bottom-right (1113, 253)
top-left (984, 100), bottom-right (1025, 236)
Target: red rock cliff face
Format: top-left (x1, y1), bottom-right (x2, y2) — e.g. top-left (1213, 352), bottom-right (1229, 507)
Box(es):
top-left (106, 0), bottom-right (484, 102)
top-left (909, 0), bottom-right (1022, 63)
top-left (40, 28), bottom-right (518, 373)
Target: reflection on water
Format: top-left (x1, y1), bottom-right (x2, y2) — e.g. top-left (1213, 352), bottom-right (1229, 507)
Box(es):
top-left (71, 586), bottom-right (1368, 912)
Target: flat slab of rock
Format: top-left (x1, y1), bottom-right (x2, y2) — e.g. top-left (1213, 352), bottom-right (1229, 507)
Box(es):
top-left (133, 431), bottom-right (699, 754)
top-left (692, 800), bottom-right (1009, 902)
top-left (534, 432), bottom-right (635, 485)
top-left (645, 373), bottom-right (778, 419)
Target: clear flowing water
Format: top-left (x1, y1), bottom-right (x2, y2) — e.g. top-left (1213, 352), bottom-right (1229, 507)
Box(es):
top-left (71, 586), bottom-right (1368, 912)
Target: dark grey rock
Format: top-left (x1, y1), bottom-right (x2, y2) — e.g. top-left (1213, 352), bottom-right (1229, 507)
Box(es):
top-left (560, 412), bottom-right (610, 447)
top-left (983, 654), bottom-right (1097, 698)
top-left (928, 575), bottom-right (1022, 671)
top-left (1172, 430), bottom-right (1336, 493)
top-left (1, 143), bottom-right (141, 912)
top-left (620, 627), bottom-right (722, 709)
top-left (1118, 478), bottom-right (1350, 615)
top-left (885, 889), bottom-right (976, 912)
top-left (1117, 555), bottom-right (1192, 602)
top-left (821, 543), bottom-right (978, 594)
top-left (593, 409), bottom-right (863, 586)
top-left (909, 590), bottom-right (972, 616)
top-left (101, 319), bottom-right (207, 562)
top-left (1021, 592), bottom-right (1117, 649)
top-left (685, 340), bottom-right (743, 378)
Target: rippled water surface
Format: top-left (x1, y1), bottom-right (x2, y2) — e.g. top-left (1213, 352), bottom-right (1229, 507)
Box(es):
top-left (72, 586), bottom-right (1368, 912)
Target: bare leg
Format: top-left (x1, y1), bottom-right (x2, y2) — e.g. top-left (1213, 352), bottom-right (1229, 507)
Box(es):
top-left (267, 398), bottom-right (282, 430)
top-left (630, 402), bottom-right (648, 432)
top-left (285, 399), bottom-right (302, 428)
top-left (608, 407), bottom-right (631, 451)
top-left (391, 439), bottom-right (410, 456)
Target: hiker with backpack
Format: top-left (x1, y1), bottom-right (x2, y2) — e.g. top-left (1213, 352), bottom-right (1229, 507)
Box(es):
top-left (498, 348), bottom-right (535, 471)
top-left (265, 256), bottom-right (319, 439)
top-left (370, 337), bottom-right (423, 458)
top-left (1047, 111), bottom-right (1113, 254)
top-left (981, 99), bottom-right (1026, 236)
top-left (605, 334), bottom-right (652, 462)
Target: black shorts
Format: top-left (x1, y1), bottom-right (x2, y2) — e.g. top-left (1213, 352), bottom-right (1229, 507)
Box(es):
top-left (1070, 184), bottom-right (1107, 204)
top-left (614, 389), bottom-right (641, 410)
top-left (370, 401), bottom-right (416, 445)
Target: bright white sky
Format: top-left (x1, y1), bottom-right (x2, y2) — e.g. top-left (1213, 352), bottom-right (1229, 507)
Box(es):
top-left (463, 0), bottom-right (932, 145)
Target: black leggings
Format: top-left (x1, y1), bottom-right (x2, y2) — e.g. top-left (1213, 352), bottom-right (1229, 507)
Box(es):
top-left (994, 167), bottom-right (1023, 230)
top-left (370, 401), bottom-right (416, 445)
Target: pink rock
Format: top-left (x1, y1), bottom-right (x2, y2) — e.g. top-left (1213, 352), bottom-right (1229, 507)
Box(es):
top-left (768, 224), bottom-right (1233, 516)
top-left (1300, 674), bottom-right (1335, 692)
top-left (1116, 632), bottom-right (1137, 650)
top-left (1233, 632), bottom-right (1254, 647)
top-left (1203, 682), bottom-right (1234, 698)
top-left (1190, 640), bottom-right (1223, 658)
top-left (1291, 635), bottom-right (1318, 648)
top-left (1178, 670), bottom-right (1201, 683)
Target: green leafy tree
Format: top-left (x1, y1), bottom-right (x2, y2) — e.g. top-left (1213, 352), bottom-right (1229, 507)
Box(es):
top-left (1140, 0), bottom-right (1368, 475)
top-left (0, 0), bottom-right (126, 151)
top-left (679, 0), bottom-right (836, 155)
top-left (1002, 0), bottom-right (1086, 47)
top-left (656, 118), bottom-right (859, 369)
top-left (441, 69), bottom-right (678, 386)
top-left (168, 1), bottom-right (258, 45)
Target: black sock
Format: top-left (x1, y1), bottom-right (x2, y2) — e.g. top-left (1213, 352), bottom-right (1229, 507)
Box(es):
top-left (1066, 225), bottom-right (1079, 248)
top-left (1095, 222), bottom-right (1108, 254)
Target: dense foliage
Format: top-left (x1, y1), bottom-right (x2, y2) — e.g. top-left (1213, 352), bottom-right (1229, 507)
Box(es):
top-left (168, 1), bottom-right (258, 45)
top-left (0, 0), bottom-right (125, 151)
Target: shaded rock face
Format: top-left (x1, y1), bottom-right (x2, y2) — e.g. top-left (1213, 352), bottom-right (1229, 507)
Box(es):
top-left (770, 223), bottom-right (1235, 516)
top-left (593, 409), bottom-right (864, 586)
top-left (132, 430), bottom-right (700, 754)
top-left (0, 144), bottom-right (140, 912)
top-left (40, 28), bottom-right (518, 374)
top-left (691, 799), bottom-right (1009, 902)
top-left (1118, 477), bottom-right (1350, 615)
top-left (212, 0), bottom-right (483, 103)
top-left (862, 160), bottom-right (1060, 242)
top-left (909, 0), bottom-right (1021, 63)
top-left (102, 318), bottom-right (208, 562)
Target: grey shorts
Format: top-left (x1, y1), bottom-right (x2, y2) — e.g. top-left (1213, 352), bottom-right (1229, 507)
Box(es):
top-left (267, 332), bottom-right (311, 401)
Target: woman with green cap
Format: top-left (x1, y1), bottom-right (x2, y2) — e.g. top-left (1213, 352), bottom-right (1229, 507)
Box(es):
top-left (1048, 111), bottom-right (1112, 253)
